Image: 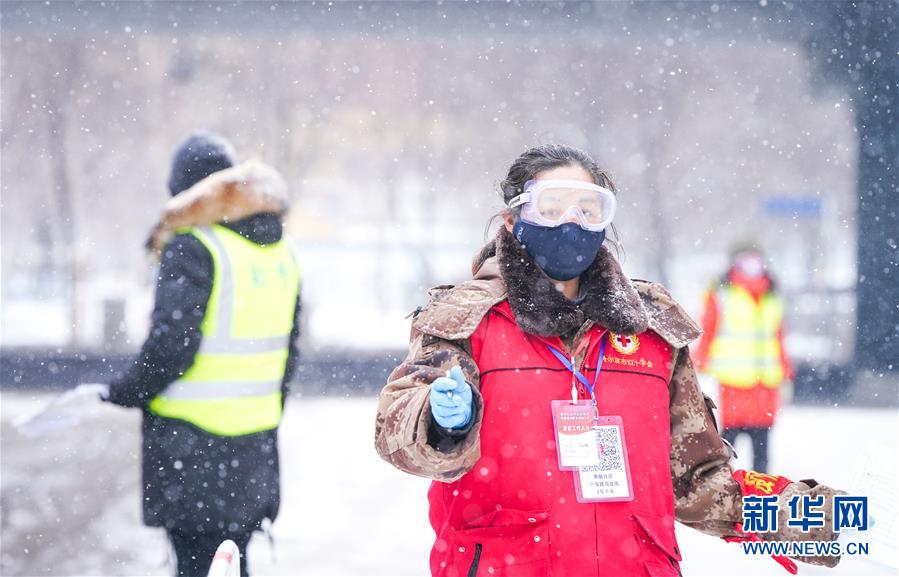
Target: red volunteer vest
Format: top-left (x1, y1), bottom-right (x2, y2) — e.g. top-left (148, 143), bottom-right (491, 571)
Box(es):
top-left (428, 301), bottom-right (681, 577)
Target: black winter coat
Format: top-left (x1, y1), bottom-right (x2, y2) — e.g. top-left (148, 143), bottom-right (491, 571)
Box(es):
top-left (107, 213), bottom-right (300, 533)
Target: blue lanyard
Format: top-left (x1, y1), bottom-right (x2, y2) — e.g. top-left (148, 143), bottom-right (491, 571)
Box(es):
top-left (545, 335), bottom-right (607, 399)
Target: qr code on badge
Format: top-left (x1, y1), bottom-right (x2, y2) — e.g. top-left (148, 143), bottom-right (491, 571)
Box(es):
top-left (595, 426), bottom-right (623, 470)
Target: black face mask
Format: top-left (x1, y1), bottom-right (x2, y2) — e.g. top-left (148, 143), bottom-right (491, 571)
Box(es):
top-left (512, 220), bottom-right (605, 281)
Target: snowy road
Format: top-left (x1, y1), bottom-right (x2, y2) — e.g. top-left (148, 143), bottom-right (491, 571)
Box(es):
top-left (1, 391), bottom-right (896, 576)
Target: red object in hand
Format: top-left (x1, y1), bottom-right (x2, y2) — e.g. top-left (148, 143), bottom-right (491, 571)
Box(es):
top-left (733, 469), bottom-right (793, 497)
top-left (725, 469), bottom-right (799, 575)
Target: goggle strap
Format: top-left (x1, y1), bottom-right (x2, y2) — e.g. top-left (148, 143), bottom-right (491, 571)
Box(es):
top-left (524, 179), bottom-right (613, 196)
top-left (507, 193), bottom-right (531, 209)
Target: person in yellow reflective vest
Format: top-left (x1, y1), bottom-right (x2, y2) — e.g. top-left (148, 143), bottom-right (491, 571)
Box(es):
top-left (102, 132), bottom-right (301, 577)
top-left (693, 245), bottom-right (793, 473)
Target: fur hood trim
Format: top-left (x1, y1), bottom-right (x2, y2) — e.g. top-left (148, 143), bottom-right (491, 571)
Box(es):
top-left (146, 160), bottom-right (289, 255)
top-left (494, 226), bottom-right (649, 337)
top-left (416, 229), bottom-right (701, 348)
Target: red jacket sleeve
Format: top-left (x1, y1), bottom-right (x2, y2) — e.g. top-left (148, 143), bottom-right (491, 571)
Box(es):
top-left (776, 324), bottom-right (794, 382)
top-left (691, 289), bottom-right (719, 372)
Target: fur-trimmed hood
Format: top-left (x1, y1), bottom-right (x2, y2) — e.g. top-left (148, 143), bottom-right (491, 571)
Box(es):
top-left (414, 227), bottom-right (701, 348)
top-left (146, 159), bottom-right (289, 255)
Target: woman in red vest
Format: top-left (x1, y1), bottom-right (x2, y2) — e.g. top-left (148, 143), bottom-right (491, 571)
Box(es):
top-left (375, 145), bottom-right (842, 576)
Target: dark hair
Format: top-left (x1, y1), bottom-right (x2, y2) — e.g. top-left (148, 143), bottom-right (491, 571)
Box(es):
top-left (489, 144), bottom-right (622, 254)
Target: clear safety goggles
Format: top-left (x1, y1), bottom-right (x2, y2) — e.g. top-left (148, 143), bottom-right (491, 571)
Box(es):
top-left (508, 179), bottom-right (617, 232)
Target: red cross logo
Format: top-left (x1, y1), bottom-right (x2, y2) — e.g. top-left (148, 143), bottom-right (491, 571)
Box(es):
top-left (610, 332), bottom-right (640, 355)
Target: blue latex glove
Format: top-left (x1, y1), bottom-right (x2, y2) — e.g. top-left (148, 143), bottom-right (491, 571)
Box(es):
top-left (429, 366), bottom-right (473, 430)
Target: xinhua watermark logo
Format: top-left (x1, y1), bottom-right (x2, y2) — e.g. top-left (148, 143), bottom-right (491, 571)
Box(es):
top-left (740, 495), bottom-right (870, 558)
top-left (740, 539), bottom-right (869, 558)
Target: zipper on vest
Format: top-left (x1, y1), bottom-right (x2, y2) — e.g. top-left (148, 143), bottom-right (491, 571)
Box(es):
top-left (467, 543), bottom-right (482, 577)
top-left (569, 326), bottom-right (606, 401)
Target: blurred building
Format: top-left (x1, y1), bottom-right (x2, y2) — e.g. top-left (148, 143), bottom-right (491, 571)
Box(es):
top-left (0, 2), bottom-right (862, 368)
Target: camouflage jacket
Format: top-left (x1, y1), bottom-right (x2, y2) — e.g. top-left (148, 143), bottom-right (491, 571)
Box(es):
top-left (375, 228), bottom-right (842, 567)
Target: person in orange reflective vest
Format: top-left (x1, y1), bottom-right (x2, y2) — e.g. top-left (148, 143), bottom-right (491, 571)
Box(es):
top-left (693, 245), bottom-right (793, 473)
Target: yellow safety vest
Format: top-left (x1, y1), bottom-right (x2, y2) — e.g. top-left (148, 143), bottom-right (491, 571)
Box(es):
top-left (707, 284), bottom-right (785, 388)
top-left (149, 224), bottom-right (301, 436)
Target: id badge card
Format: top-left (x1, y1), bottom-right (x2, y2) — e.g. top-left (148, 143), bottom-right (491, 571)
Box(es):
top-left (551, 400), bottom-right (600, 470)
top-left (574, 416), bottom-right (634, 503)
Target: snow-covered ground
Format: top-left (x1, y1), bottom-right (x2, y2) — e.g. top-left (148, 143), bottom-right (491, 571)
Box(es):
top-left (1, 391), bottom-right (896, 577)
